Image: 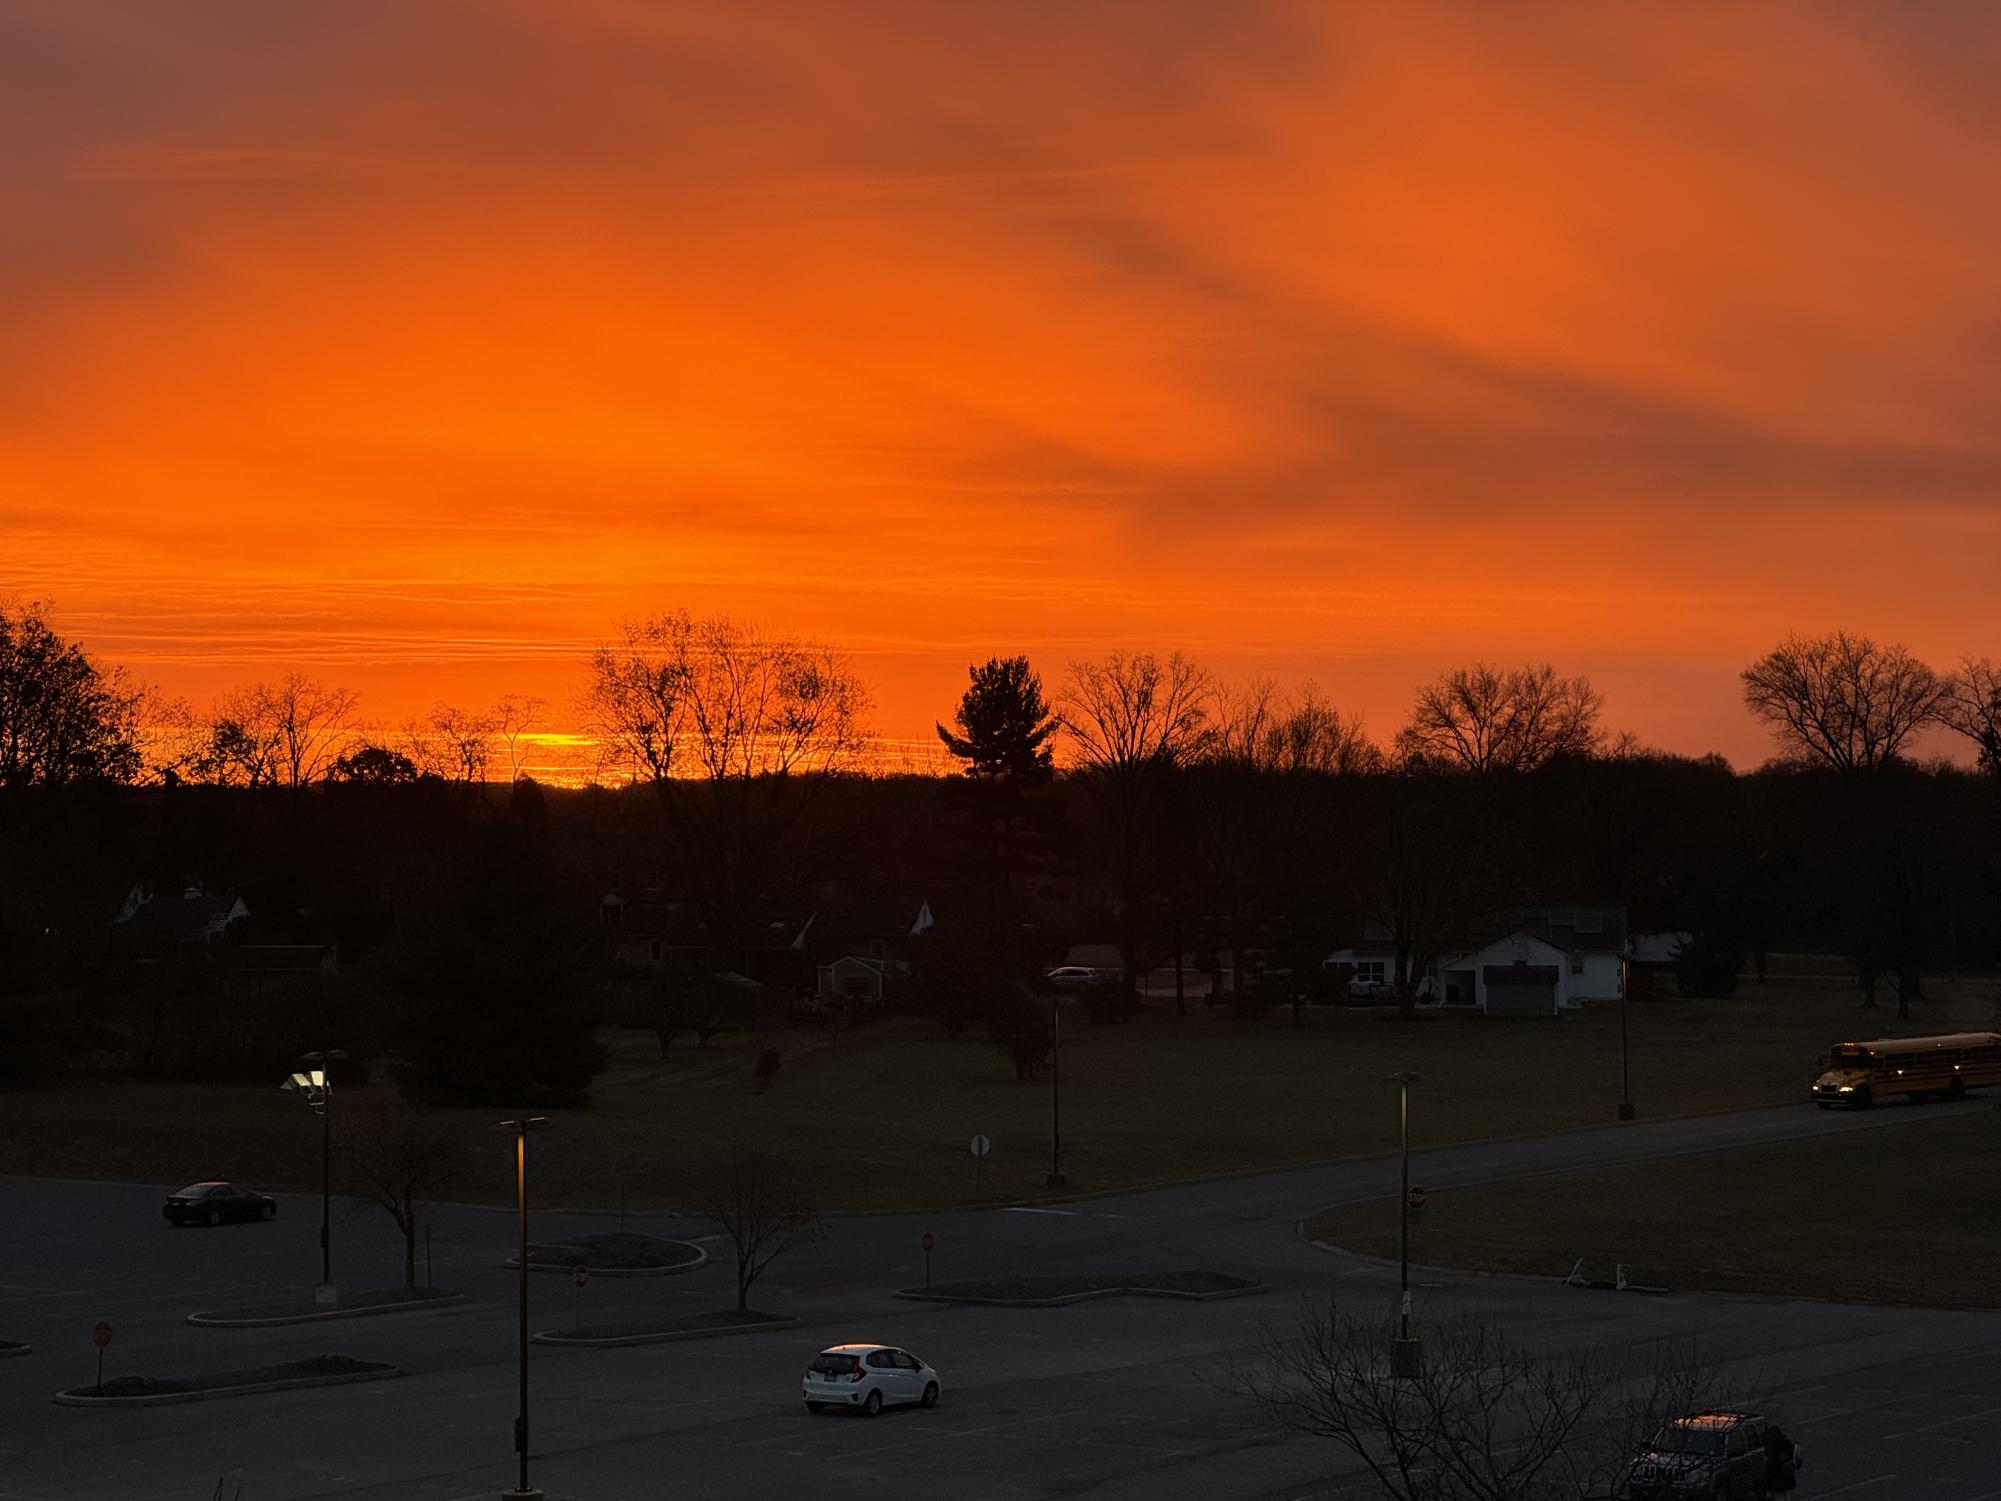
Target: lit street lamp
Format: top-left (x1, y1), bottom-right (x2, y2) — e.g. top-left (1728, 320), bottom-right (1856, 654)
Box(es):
top-left (1388, 1070), bottom-right (1422, 1377)
top-left (280, 1048), bottom-right (347, 1301)
top-left (495, 1116), bottom-right (547, 1501)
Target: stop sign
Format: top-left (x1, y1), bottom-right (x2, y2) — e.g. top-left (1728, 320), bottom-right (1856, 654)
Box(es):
top-left (572, 1265), bottom-right (589, 1289)
top-left (1406, 1187), bottom-right (1427, 1211)
top-left (91, 1321), bottom-right (113, 1349)
top-left (921, 1231), bottom-right (935, 1252)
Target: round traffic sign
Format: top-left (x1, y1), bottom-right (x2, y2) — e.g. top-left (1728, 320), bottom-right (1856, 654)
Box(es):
top-left (1406, 1187), bottom-right (1427, 1211)
top-left (572, 1265), bottom-right (589, 1289)
top-left (91, 1320), bottom-right (113, 1349)
top-left (921, 1231), bottom-right (935, 1252)
top-left (969, 1134), bottom-right (991, 1158)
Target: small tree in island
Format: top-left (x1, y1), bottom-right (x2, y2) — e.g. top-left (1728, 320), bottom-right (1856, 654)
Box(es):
top-left (695, 1147), bottom-right (825, 1315)
top-left (346, 1095), bottom-right (471, 1289)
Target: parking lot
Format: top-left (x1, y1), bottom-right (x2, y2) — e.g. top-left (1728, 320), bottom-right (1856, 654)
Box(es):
top-left (3, 1104), bottom-right (1999, 1498)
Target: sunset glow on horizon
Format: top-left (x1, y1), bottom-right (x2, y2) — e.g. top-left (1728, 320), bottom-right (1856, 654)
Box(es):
top-left (6, 1), bottom-right (1997, 772)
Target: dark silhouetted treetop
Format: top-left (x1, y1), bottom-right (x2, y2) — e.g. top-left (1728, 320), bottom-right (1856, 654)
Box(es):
top-left (329, 744), bottom-right (419, 784)
top-left (1740, 630), bottom-right (1947, 771)
top-left (936, 654), bottom-right (1058, 788)
top-left (1941, 656), bottom-right (2001, 776)
top-left (0, 602), bottom-right (142, 788)
top-left (1396, 661), bottom-right (1602, 773)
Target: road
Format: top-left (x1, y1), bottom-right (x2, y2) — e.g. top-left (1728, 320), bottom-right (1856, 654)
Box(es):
top-left (1, 1100), bottom-right (1996, 1499)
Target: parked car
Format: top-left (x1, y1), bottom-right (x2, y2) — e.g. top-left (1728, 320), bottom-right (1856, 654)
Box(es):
top-left (1625, 1411), bottom-right (1779, 1498)
top-left (801, 1344), bottom-right (941, 1415)
top-left (1044, 966), bottom-right (1103, 989)
top-left (162, 1182), bottom-right (278, 1227)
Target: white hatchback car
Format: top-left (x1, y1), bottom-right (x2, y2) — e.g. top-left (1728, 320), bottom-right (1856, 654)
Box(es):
top-left (802, 1344), bottom-right (941, 1416)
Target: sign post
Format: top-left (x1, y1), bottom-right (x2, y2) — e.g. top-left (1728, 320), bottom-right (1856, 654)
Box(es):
top-left (920, 1231), bottom-right (935, 1290)
top-left (572, 1265), bottom-right (588, 1332)
top-left (91, 1320), bottom-right (112, 1395)
top-left (969, 1133), bottom-right (991, 1201)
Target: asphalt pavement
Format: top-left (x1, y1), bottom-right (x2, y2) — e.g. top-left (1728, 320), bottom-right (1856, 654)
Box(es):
top-left (2, 1099), bottom-right (1996, 1499)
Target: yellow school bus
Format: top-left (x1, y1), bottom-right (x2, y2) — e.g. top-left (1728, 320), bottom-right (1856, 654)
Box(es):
top-left (1810, 1031), bottom-right (2001, 1109)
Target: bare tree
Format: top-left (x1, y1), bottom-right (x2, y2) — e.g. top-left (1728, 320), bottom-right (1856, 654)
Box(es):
top-left (1373, 759), bottom-right (1500, 1020)
top-left (202, 675), bottom-right (359, 788)
top-left (344, 1095), bottom-right (471, 1289)
top-left (1196, 682), bottom-right (1376, 1007)
top-left (1941, 657), bottom-right (2001, 776)
top-left (494, 693), bottom-right (546, 782)
top-left (587, 612), bottom-right (871, 954)
top-left (1398, 663), bottom-right (1603, 774)
top-left (406, 702), bottom-right (498, 785)
top-left (1740, 631), bottom-right (1947, 771)
top-left (1061, 651), bottom-right (1215, 1012)
top-left (694, 1147), bottom-right (825, 1314)
top-left (1231, 1299), bottom-right (1766, 1501)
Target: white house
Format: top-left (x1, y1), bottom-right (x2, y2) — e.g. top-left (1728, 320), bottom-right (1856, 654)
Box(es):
top-left (1326, 905), bottom-right (1629, 1016)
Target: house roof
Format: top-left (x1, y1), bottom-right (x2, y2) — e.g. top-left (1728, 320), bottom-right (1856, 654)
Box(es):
top-left (1455, 931), bottom-right (1569, 969)
top-left (116, 891), bottom-right (245, 939)
top-left (615, 899), bottom-right (812, 949)
top-left (802, 888), bottom-right (935, 942)
top-left (224, 945), bottom-right (332, 972)
top-left (1532, 905), bottom-right (1628, 953)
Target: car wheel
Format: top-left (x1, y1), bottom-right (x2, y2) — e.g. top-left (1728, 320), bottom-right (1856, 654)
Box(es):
top-left (203, 1208), bottom-right (220, 1228)
top-left (260, 1203), bottom-right (276, 1221)
top-left (805, 1401), bottom-right (825, 1413)
top-left (1854, 1085), bottom-right (1873, 1109)
top-left (921, 1381), bottom-right (939, 1408)
top-left (862, 1389), bottom-right (882, 1416)
top-left (1947, 1077), bottom-right (1967, 1101)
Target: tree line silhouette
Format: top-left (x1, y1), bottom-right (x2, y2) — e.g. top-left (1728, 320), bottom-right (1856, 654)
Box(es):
top-left (0, 599), bottom-right (1995, 1102)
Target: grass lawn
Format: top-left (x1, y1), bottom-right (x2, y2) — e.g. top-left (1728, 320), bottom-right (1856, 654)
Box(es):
top-left (521, 1231), bottom-right (698, 1270)
top-left (5, 977), bottom-right (1994, 1213)
top-left (1304, 1111), bottom-right (2001, 1307)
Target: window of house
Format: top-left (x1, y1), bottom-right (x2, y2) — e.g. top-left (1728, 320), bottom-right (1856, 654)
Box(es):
top-left (1570, 955), bottom-right (1584, 975)
top-left (1358, 961), bottom-right (1386, 983)
top-left (649, 940), bottom-right (662, 962)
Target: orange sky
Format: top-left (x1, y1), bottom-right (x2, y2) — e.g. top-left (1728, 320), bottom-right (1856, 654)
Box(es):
top-left (4, 1), bottom-right (1997, 773)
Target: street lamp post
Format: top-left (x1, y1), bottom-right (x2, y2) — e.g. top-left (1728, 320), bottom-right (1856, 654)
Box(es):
top-left (1617, 993), bottom-right (1636, 1120)
top-left (1046, 993), bottom-right (1066, 1188)
top-left (281, 1048), bottom-right (347, 1302)
top-left (496, 1116), bottom-right (547, 1501)
top-left (1388, 1070), bottom-right (1422, 1377)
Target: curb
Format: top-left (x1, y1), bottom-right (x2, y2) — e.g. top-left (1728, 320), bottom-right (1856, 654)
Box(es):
top-left (505, 1246), bottom-right (706, 1278)
top-left (895, 1282), bottom-right (1268, 1308)
top-left (0, 1343), bottom-right (32, 1359)
top-left (54, 1365), bottom-right (402, 1408)
top-left (187, 1292), bottom-right (464, 1328)
top-left (532, 1314), bottom-right (801, 1347)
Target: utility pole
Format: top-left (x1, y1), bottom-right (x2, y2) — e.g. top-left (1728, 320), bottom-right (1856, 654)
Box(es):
top-left (1389, 1071), bottom-right (1422, 1377)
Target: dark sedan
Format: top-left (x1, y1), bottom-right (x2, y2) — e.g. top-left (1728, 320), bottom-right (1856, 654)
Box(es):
top-left (162, 1182), bottom-right (277, 1227)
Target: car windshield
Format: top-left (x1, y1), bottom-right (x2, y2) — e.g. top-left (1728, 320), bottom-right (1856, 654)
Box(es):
top-left (1651, 1426), bottom-right (1727, 1455)
top-left (810, 1353), bottom-right (858, 1375)
top-left (174, 1186), bottom-right (215, 1198)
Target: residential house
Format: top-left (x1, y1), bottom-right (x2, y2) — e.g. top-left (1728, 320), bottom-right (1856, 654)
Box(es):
top-left (111, 883), bottom-right (249, 961)
top-left (1326, 904), bottom-right (1630, 1017)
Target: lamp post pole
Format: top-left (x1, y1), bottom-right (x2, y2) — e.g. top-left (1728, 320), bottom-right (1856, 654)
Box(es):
top-left (286, 1049), bottom-right (346, 1303)
top-left (1388, 1070), bottom-right (1422, 1377)
top-left (1047, 993), bottom-right (1066, 1188)
top-left (1618, 993), bottom-right (1636, 1120)
top-left (498, 1117), bottom-right (546, 1501)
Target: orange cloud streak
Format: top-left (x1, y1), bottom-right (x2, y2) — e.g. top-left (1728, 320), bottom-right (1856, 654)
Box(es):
top-left (3, 1), bottom-right (1996, 770)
